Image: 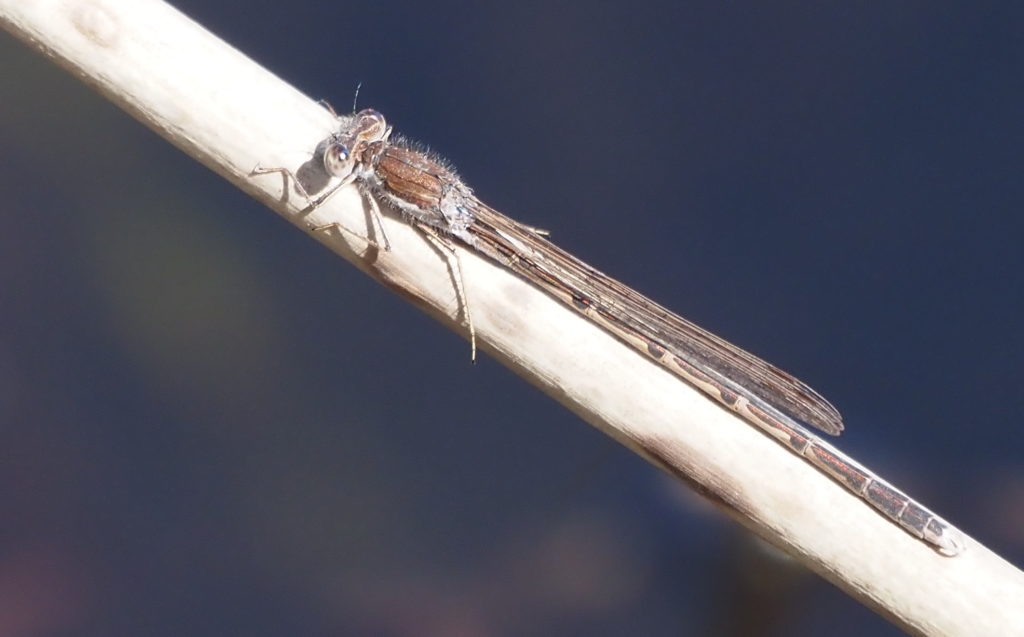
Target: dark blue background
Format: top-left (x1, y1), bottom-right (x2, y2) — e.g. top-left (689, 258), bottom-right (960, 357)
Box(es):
top-left (2, 2), bottom-right (1021, 635)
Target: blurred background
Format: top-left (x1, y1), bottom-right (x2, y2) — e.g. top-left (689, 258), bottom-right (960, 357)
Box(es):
top-left (2, 1), bottom-right (1022, 635)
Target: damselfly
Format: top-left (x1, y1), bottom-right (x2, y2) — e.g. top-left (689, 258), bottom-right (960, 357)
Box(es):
top-left (255, 108), bottom-right (966, 556)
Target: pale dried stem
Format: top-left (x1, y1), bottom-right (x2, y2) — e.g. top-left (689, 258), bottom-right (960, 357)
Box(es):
top-left (2, 1), bottom-right (1022, 634)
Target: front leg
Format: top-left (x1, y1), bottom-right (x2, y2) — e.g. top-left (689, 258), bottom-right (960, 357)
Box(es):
top-left (250, 163), bottom-right (316, 208)
top-left (310, 188), bottom-right (392, 252)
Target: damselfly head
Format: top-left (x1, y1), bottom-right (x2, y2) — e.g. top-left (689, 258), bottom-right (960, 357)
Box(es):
top-left (322, 109), bottom-right (392, 181)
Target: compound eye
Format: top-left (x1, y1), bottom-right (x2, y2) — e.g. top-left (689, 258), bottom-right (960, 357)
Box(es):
top-left (324, 143), bottom-right (352, 177)
top-left (357, 109), bottom-right (384, 126)
top-left (354, 109), bottom-right (388, 138)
